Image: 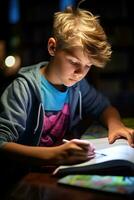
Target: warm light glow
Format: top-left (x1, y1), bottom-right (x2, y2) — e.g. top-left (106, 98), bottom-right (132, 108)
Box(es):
top-left (5, 55), bottom-right (16, 67)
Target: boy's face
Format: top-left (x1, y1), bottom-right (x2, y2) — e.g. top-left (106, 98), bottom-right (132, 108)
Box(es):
top-left (51, 46), bottom-right (92, 87)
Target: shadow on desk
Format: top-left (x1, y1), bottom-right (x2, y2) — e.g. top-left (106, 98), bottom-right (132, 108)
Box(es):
top-left (0, 158), bottom-right (30, 200)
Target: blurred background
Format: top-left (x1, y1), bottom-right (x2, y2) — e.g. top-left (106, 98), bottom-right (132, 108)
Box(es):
top-left (0, 0), bottom-right (134, 117)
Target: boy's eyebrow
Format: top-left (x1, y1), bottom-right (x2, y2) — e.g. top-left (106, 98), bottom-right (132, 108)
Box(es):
top-left (65, 49), bottom-right (80, 60)
top-left (69, 54), bottom-right (81, 61)
top-left (65, 50), bottom-right (78, 59)
top-left (66, 50), bottom-right (91, 65)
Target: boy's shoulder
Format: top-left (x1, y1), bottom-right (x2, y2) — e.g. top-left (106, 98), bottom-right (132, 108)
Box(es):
top-left (18, 61), bottom-right (48, 75)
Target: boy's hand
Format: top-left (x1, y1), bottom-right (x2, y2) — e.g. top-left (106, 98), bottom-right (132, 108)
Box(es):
top-left (71, 139), bottom-right (96, 156)
top-left (55, 139), bottom-right (95, 165)
top-left (101, 106), bottom-right (134, 147)
top-left (108, 125), bottom-right (134, 147)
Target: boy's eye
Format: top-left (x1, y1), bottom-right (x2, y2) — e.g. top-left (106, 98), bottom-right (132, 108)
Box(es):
top-left (69, 60), bottom-right (75, 64)
top-left (69, 60), bottom-right (79, 66)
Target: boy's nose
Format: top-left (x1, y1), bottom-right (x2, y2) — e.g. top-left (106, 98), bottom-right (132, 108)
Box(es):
top-left (74, 67), bottom-right (83, 75)
top-left (74, 68), bottom-right (84, 78)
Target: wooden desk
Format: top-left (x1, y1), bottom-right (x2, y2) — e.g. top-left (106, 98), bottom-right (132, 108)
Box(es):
top-left (7, 172), bottom-right (133, 200)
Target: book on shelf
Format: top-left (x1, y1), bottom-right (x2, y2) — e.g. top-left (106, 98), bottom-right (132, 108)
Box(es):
top-left (53, 137), bottom-right (134, 177)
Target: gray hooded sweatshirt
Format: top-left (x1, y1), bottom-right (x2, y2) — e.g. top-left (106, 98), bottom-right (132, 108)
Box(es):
top-left (0, 62), bottom-right (110, 147)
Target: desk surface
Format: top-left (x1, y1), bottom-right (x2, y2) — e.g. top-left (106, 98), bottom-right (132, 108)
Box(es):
top-left (8, 172), bottom-right (133, 200)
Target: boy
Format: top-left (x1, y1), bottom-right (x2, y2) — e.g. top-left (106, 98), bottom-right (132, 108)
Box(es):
top-left (0, 6), bottom-right (134, 167)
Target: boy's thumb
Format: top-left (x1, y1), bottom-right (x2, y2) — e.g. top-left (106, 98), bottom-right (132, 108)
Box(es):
top-left (108, 135), bottom-right (116, 144)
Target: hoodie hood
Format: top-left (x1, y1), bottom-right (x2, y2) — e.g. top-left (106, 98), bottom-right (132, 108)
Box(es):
top-left (17, 61), bottom-right (48, 102)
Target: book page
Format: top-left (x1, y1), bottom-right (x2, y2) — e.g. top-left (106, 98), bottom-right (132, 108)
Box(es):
top-left (53, 140), bottom-right (134, 175)
top-left (56, 145), bottom-right (134, 168)
top-left (88, 137), bottom-right (128, 150)
top-left (98, 145), bottom-right (134, 163)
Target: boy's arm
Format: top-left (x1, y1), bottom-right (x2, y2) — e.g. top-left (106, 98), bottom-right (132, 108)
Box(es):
top-left (0, 141), bottom-right (93, 166)
top-left (100, 105), bottom-right (134, 147)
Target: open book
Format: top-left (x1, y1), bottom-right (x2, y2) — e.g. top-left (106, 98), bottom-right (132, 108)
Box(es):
top-left (53, 137), bottom-right (134, 177)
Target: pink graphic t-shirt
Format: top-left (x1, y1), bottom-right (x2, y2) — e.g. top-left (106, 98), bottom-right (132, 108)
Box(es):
top-left (39, 75), bottom-right (70, 146)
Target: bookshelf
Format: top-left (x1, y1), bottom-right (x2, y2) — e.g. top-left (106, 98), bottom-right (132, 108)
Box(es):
top-left (19, 0), bottom-right (59, 65)
top-left (80, 0), bottom-right (134, 117)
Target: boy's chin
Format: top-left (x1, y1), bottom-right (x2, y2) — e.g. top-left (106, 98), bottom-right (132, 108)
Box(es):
top-left (63, 79), bottom-right (79, 87)
top-left (64, 82), bottom-right (77, 87)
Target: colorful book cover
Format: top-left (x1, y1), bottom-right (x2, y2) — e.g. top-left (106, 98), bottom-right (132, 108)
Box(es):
top-left (58, 175), bottom-right (134, 195)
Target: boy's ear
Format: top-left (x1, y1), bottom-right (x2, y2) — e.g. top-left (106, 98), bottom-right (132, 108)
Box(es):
top-left (48, 37), bottom-right (57, 56)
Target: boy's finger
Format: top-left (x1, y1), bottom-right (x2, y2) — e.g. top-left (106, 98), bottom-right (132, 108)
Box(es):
top-left (68, 148), bottom-right (89, 157)
top-left (126, 133), bottom-right (134, 147)
top-left (72, 151), bottom-right (95, 160)
top-left (71, 139), bottom-right (90, 145)
top-left (108, 133), bottom-right (121, 144)
top-left (71, 139), bottom-right (95, 151)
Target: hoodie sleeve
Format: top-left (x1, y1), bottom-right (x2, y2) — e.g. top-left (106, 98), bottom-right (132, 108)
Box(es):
top-left (0, 77), bottom-right (32, 147)
top-left (80, 78), bottom-right (111, 119)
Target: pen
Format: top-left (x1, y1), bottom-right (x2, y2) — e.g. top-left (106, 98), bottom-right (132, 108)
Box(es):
top-left (62, 139), bottom-right (70, 143)
top-left (62, 139), bottom-right (106, 156)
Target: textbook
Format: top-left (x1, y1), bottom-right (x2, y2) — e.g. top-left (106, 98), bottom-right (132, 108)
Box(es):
top-left (53, 137), bottom-right (134, 177)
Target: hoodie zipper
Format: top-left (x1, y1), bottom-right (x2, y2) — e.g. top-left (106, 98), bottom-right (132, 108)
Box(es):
top-left (34, 103), bottom-right (42, 134)
top-left (79, 90), bottom-right (82, 120)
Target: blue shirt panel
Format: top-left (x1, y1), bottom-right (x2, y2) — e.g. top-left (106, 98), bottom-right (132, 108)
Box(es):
top-left (40, 75), bottom-right (69, 111)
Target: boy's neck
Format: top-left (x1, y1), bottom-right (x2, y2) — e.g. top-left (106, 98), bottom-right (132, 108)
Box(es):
top-left (40, 64), bottom-right (67, 92)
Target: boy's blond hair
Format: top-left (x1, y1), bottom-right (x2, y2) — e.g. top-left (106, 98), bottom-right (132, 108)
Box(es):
top-left (53, 7), bottom-right (112, 67)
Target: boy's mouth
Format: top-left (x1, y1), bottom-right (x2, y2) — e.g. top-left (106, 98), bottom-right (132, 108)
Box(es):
top-left (69, 78), bottom-right (77, 82)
